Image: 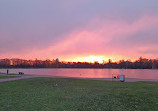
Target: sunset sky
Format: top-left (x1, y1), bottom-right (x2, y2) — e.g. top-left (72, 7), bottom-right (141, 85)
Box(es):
top-left (0, 0), bottom-right (158, 62)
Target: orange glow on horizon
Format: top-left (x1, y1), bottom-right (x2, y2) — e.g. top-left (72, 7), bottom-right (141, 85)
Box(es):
top-left (62, 55), bottom-right (137, 63)
top-left (65, 56), bottom-right (110, 63)
top-left (82, 56), bottom-right (104, 63)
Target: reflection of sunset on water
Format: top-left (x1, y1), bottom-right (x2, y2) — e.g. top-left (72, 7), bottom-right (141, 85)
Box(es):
top-left (1, 69), bottom-right (158, 79)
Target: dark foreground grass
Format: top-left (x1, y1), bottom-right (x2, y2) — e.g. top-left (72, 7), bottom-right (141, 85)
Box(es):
top-left (0, 78), bottom-right (158, 111)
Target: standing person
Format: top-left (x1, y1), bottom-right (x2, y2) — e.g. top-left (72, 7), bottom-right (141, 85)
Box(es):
top-left (7, 69), bottom-right (9, 74)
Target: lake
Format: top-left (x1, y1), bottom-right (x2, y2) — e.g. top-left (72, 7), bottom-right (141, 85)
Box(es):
top-left (1, 68), bottom-right (158, 79)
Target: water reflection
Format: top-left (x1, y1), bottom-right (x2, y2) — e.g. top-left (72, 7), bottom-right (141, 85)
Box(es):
top-left (0, 69), bottom-right (158, 79)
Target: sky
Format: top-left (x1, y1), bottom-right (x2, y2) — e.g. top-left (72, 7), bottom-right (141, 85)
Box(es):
top-left (0, 0), bottom-right (158, 62)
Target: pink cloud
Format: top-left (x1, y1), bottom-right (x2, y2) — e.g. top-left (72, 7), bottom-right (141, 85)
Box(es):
top-left (2, 14), bottom-right (158, 61)
top-left (38, 15), bottom-right (158, 56)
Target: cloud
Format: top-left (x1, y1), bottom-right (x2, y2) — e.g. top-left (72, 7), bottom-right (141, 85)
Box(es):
top-left (0, 0), bottom-right (158, 61)
top-left (19, 14), bottom-right (158, 61)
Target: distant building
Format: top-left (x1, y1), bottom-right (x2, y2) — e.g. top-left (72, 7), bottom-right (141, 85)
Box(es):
top-left (56, 58), bottom-right (59, 63)
top-left (108, 59), bottom-right (112, 64)
top-left (56, 58), bottom-right (59, 68)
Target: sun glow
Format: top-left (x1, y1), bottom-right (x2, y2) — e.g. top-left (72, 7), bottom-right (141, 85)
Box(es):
top-left (75, 56), bottom-right (105, 63)
top-left (61, 55), bottom-right (135, 63)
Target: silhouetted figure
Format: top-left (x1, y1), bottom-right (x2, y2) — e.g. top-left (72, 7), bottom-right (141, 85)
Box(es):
top-left (19, 72), bottom-right (24, 75)
top-left (7, 69), bottom-right (9, 74)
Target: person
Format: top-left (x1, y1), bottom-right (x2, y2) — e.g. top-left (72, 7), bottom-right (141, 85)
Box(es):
top-left (7, 69), bottom-right (9, 74)
top-left (117, 75), bottom-right (120, 79)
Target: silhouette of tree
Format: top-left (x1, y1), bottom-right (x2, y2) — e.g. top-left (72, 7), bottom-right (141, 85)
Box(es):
top-left (0, 57), bottom-right (157, 69)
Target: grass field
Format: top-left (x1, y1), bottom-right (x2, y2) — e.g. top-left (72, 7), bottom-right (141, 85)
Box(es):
top-left (0, 78), bottom-right (158, 111)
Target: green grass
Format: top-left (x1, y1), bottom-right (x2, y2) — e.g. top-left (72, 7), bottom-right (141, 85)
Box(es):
top-left (0, 76), bottom-right (20, 79)
top-left (0, 78), bottom-right (158, 111)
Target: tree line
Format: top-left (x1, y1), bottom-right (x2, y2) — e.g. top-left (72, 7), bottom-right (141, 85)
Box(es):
top-left (0, 57), bottom-right (157, 69)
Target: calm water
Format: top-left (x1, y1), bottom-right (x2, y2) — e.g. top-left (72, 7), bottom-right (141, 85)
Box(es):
top-left (0, 68), bottom-right (158, 79)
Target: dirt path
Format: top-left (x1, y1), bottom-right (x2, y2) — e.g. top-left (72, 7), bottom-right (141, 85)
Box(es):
top-left (0, 75), bottom-right (38, 83)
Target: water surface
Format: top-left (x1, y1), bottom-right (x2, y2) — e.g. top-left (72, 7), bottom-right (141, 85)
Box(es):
top-left (1, 68), bottom-right (158, 79)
